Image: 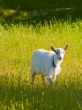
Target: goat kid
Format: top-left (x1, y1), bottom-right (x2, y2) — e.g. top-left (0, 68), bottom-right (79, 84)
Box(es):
top-left (30, 44), bottom-right (68, 84)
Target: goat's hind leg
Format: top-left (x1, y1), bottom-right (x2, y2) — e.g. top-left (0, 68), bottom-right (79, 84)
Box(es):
top-left (41, 74), bottom-right (45, 84)
top-left (30, 69), bottom-right (36, 84)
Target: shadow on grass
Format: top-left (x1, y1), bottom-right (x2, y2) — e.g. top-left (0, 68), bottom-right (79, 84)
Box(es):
top-left (0, 0), bottom-right (82, 26)
top-left (0, 8), bottom-right (82, 26)
top-left (0, 76), bottom-right (82, 110)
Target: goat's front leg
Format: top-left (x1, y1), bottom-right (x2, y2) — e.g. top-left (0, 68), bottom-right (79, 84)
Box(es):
top-left (47, 75), bottom-right (53, 85)
top-left (52, 75), bottom-right (57, 82)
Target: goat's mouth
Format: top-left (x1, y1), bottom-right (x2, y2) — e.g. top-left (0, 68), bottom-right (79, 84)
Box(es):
top-left (58, 57), bottom-right (62, 60)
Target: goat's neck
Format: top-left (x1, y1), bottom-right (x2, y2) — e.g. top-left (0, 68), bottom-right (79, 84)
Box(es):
top-left (54, 55), bottom-right (63, 67)
top-left (56, 60), bottom-right (62, 67)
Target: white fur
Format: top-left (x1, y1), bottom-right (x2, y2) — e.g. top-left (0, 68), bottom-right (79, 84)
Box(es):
top-left (30, 48), bottom-right (65, 83)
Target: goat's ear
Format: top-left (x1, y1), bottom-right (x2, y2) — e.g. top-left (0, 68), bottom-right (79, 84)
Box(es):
top-left (51, 46), bottom-right (56, 52)
top-left (64, 44), bottom-right (68, 51)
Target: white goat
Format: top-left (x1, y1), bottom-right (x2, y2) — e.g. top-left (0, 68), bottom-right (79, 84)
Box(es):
top-left (30, 45), bottom-right (68, 84)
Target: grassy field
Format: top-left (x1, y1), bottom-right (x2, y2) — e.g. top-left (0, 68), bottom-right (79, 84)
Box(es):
top-left (0, 19), bottom-right (82, 110)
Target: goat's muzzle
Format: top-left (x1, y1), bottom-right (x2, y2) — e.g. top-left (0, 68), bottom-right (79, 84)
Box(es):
top-left (59, 57), bottom-right (62, 60)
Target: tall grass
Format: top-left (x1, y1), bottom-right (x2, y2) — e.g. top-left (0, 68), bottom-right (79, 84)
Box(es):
top-left (0, 20), bottom-right (82, 110)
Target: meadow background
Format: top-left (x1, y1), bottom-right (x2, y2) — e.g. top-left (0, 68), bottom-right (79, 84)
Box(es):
top-left (0, 0), bottom-right (82, 110)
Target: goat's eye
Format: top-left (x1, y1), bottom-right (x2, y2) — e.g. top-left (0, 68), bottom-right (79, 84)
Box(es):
top-left (56, 51), bottom-right (59, 54)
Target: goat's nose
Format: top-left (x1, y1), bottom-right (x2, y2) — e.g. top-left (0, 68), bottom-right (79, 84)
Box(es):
top-left (59, 57), bottom-right (62, 60)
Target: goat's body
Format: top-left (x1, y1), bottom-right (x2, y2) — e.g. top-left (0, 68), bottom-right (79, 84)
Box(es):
top-left (31, 49), bottom-right (55, 75)
top-left (30, 49), bottom-right (62, 83)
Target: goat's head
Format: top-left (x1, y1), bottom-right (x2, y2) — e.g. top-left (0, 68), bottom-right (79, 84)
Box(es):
top-left (51, 44), bottom-right (68, 61)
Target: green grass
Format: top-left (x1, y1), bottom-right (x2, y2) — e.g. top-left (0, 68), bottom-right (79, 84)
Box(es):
top-left (0, 20), bottom-right (82, 110)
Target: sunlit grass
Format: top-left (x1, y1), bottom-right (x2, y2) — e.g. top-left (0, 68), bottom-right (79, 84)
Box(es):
top-left (0, 20), bottom-right (82, 110)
